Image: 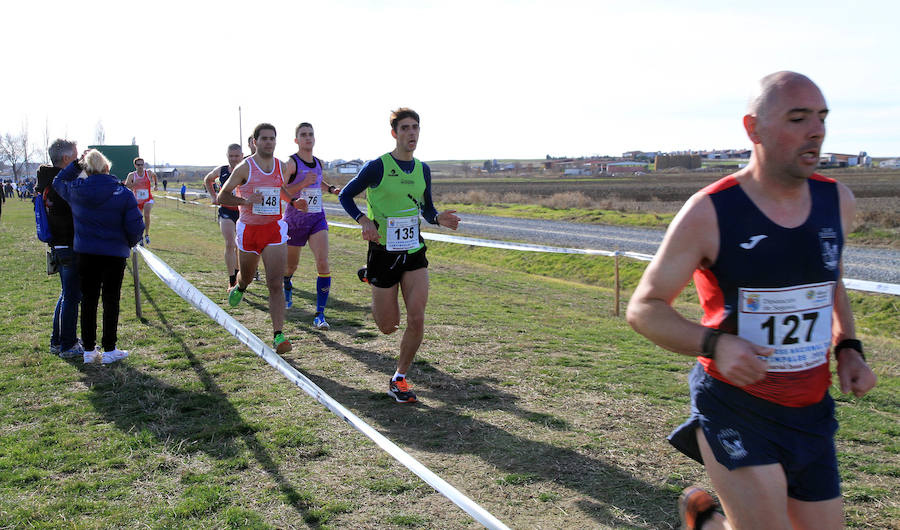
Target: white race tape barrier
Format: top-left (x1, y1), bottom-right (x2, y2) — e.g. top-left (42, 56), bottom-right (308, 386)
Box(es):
top-left (160, 194), bottom-right (208, 207)
top-left (162, 199), bottom-right (900, 297)
top-left (133, 246), bottom-right (510, 530)
top-left (842, 278), bottom-right (900, 296)
top-left (328, 221), bottom-right (655, 260)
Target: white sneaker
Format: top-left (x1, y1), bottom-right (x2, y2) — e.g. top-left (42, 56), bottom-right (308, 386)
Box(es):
top-left (83, 347), bottom-right (101, 364)
top-left (102, 348), bottom-right (129, 364)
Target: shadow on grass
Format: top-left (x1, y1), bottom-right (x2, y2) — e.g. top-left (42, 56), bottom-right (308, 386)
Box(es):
top-left (76, 286), bottom-right (320, 524)
top-left (284, 287), bottom-right (370, 332)
top-left (300, 332), bottom-right (681, 529)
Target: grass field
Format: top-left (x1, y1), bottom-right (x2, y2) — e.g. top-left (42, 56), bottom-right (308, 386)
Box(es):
top-left (1, 198), bottom-right (897, 529)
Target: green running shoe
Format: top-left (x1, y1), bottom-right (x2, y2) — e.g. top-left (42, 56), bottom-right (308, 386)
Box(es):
top-left (228, 286), bottom-right (244, 307)
top-left (273, 332), bottom-right (292, 354)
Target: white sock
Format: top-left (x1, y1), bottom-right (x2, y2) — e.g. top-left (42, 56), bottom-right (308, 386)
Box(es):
top-left (392, 371), bottom-right (405, 381)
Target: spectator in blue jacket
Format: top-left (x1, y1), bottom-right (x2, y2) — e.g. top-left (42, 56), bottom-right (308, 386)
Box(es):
top-left (53, 149), bottom-right (144, 364)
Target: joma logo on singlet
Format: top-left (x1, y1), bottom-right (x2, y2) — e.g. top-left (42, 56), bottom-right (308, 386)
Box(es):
top-left (388, 169), bottom-right (399, 177)
top-left (740, 235), bottom-right (768, 249)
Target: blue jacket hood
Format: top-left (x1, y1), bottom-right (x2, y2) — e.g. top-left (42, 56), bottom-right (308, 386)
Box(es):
top-left (52, 162), bottom-right (145, 258)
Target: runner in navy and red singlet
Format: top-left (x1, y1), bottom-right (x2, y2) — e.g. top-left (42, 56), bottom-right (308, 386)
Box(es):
top-left (205, 143), bottom-right (244, 288)
top-left (124, 157), bottom-right (158, 245)
top-left (282, 122), bottom-right (342, 329)
top-left (627, 71), bottom-right (876, 530)
top-left (217, 123), bottom-right (293, 354)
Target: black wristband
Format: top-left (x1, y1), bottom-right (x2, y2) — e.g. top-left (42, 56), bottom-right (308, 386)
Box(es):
top-left (834, 339), bottom-right (865, 361)
top-left (328, 185), bottom-right (336, 193)
top-left (700, 328), bottom-right (722, 359)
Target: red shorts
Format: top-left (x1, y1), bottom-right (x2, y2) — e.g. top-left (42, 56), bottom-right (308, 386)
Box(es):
top-left (236, 219), bottom-right (288, 254)
top-left (137, 198), bottom-right (154, 211)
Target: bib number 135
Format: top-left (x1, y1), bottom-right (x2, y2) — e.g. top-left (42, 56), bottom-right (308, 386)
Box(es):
top-left (385, 216), bottom-right (419, 251)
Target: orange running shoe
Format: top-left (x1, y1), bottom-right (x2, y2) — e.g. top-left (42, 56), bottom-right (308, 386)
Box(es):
top-left (678, 486), bottom-right (718, 530)
top-left (388, 377), bottom-right (418, 403)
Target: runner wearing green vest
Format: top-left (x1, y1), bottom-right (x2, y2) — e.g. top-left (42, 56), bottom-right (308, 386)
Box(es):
top-left (339, 108), bottom-right (460, 403)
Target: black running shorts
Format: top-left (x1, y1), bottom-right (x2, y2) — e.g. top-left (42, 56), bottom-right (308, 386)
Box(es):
top-left (365, 243), bottom-right (428, 288)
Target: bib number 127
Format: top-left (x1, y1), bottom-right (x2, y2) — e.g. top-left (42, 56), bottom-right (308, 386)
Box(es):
top-left (760, 312), bottom-right (818, 345)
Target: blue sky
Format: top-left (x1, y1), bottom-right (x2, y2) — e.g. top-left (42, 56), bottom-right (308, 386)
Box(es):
top-left (3, 0), bottom-right (898, 166)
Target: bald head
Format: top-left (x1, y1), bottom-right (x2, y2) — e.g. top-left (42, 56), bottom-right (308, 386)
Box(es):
top-left (748, 71), bottom-right (820, 122)
top-left (743, 71), bottom-right (828, 180)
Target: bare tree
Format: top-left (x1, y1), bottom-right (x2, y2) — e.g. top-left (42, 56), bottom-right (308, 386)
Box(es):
top-left (0, 133), bottom-right (25, 181)
top-left (95, 120), bottom-right (105, 145)
top-left (0, 127), bottom-right (34, 182)
top-left (21, 121), bottom-right (31, 175)
top-left (42, 117), bottom-right (51, 164)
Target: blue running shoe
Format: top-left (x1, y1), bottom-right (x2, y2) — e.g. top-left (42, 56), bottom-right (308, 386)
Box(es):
top-left (285, 287), bottom-right (293, 309)
top-left (59, 343), bottom-right (85, 359)
top-left (313, 313), bottom-right (329, 330)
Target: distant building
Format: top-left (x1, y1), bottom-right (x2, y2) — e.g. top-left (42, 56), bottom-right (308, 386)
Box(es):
top-left (151, 167), bottom-right (179, 179)
top-left (335, 160), bottom-right (363, 175)
top-left (622, 151), bottom-right (658, 160)
top-left (878, 158), bottom-right (900, 168)
top-left (819, 152), bottom-right (864, 168)
top-left (604, 162), bottom-right (648, 174)
top-left (701, 149), bottom-right (750, 160)
top-left (655, 154), bottom-right (702, 170)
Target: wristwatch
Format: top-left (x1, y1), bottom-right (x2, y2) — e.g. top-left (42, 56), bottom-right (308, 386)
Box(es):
top-left (700, 328), bottom-right (723, 359)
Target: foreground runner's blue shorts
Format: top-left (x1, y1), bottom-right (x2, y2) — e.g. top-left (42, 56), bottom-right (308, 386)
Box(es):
top-left (668, 363), bottom-right (840, 502)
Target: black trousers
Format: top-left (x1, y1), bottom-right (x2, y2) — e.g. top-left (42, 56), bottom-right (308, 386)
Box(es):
top-left (77, 253), bottom-right (126, 352)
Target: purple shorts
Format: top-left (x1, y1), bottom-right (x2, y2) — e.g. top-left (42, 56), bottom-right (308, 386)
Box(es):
top-left (286, 211), bottom-right (328, 247)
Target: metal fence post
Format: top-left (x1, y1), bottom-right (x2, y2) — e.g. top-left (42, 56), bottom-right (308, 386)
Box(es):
top-left (131, 248), bottom-right (142, 319)
top-left (614, 250), bottom-right (620, 317)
